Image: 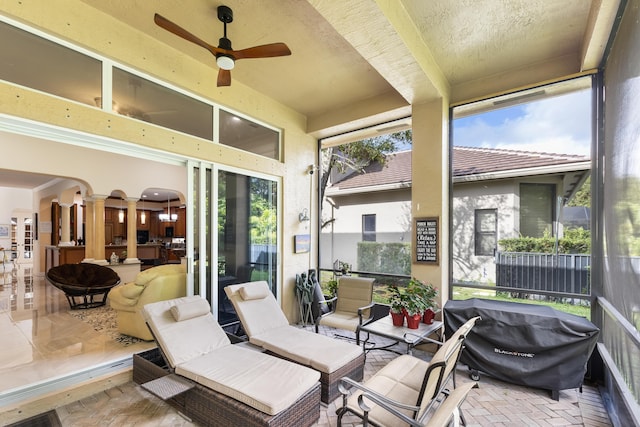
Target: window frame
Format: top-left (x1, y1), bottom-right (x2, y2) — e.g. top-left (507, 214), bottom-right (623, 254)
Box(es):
top-left (362, 213), bottom-right (376, 242)
top-left (474, 208), bottom-right (497, 256)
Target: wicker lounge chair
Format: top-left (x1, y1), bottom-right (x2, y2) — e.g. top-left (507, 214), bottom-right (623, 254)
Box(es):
top-left (136, 295), bottom-right (321, 427)
top-left (336, 316), bottom-right (480, 426)
top-left (225, 280), bottom-right (366, 403)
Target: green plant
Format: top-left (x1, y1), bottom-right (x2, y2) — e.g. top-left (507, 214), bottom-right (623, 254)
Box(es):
top-left (339, 261), bottom-right (351, 275)
top-left (387, 284), bottom-right (406, 313)
top-left (326, 278), bottom-right (338, 296)
top-left (403, 290), bottom-right (428, 315)
top-left (407, 277), bottom-right (439, 311)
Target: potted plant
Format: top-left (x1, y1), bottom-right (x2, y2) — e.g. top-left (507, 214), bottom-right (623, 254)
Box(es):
top-left (408, 277), bottom-right (439, 324)
top-left (339, 261), bottom-right (351, 275)
top-left (387, 284), bottom-right (406, 326)
top-left (404, 284), bottom-right (428, 329)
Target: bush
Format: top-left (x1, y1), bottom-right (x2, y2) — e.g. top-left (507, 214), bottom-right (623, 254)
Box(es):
top-left (357, 241), bottom-right (411, 274)
top-left (499, 228), bottom-right (590, 254)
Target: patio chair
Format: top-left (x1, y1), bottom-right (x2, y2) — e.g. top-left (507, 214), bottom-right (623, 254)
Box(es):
top-left (424, 381), bottom-right (478, 427)
top-left (336, 316), bottom-right (480, 427)
top-left (225, 280), bottom-right (366, 403)
top-left (314, 276), bottom-right (376, 344)
top-left (138, 295), bottom-right (321, 427)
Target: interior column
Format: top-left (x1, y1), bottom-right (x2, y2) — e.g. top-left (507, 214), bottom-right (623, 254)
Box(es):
top-left (59, 203), bottom-right (72, 245)
top-left (83, 198), bottom-right (95, 262)
top-left (125, 197), bottom-right (139, 264)
top-left (92, 195), bottom-right (107, 265)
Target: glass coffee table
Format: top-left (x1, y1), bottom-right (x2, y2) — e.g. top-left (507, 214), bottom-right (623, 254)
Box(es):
top-left (358, 316), bottom-right (444, 355)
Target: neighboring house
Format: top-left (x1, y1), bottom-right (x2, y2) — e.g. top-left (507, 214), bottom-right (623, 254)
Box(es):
top-left (321, 147), bottom-right (590, 283)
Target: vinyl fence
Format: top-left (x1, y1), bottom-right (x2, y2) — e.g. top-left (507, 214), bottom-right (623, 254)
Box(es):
top-left (495, 251), bottom-right (591, 297)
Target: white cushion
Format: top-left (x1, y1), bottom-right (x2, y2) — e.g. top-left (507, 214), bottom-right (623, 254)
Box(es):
top-left (252, 326), bottom-right (362, 373)
top-left (142, 296), bottom-right (230, 368)
top-left (318, 311), bottom-right (361, 332)
top-left (170, 298), bottom-right (210, 321)
top-left (176, 345), bottom-right (319, 416)
top-left (225, 281), bottom-right (289, 337)
top-left (346, 355), bottom-right (432, 426)
top-left (239, 283), bottom-right (270, 300)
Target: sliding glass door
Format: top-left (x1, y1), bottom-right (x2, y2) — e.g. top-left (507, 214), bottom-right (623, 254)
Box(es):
top-left (189, 161), bottom-right (279, 326)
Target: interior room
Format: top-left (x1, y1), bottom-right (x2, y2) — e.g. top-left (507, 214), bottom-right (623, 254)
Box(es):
top-left (0, 0), bottom-right (638, 425)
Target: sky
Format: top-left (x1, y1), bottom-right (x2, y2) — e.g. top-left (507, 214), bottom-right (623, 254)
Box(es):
top-left (452, 89), bottom-right (592, 157)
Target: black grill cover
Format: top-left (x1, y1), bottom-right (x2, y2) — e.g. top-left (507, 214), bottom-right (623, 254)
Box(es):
top-left (444, 298), bottom-right (599, 392)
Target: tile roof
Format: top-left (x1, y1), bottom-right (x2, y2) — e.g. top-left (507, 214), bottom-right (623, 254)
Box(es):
top-left (330, 147), bottom-right (589, 190)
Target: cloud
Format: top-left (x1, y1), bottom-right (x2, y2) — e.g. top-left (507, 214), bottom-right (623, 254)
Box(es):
top-left (454, 90), bottom-right (591, 156)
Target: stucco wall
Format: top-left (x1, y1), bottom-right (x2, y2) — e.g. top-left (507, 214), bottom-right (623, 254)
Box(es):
top-left (452, 180), bottom-right (517, 283)
top-left (320, 189), bottom-right (411, 271)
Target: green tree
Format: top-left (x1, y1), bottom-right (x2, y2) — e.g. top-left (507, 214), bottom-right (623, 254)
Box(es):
top-left (567, 176), bottom-right (591, 207)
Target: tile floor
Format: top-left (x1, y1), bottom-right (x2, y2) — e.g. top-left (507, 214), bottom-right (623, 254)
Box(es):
top-left (1, 264), bottom-right (613, 426)
top-left (0, 264), bottom-right (154, 396)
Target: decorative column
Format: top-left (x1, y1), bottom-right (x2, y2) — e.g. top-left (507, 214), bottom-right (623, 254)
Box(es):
top-left (92, 195), bottom-right (107, 265)
top-left (83, 198), bottom-right (95, 262)
top-left (125, 197), bottom-right (140, 264)
top-left (59, 203), bottom-right (72, 245)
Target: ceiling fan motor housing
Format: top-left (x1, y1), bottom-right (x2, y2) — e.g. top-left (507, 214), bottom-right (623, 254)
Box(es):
top-left (217, 5), bottom-right (233, 24)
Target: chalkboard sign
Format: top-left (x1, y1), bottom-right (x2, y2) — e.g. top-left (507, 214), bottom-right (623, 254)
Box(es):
top-left (414, 217), bottom-right (439, 264)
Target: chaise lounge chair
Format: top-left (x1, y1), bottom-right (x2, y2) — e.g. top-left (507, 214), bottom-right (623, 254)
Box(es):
top-left (136, 295), bottom-right (321, 427)
top-left (225, 280), bottom-right (366, 403)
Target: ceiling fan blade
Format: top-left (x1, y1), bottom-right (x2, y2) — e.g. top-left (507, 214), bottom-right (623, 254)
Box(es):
top-left (233, 43), bottom-right (292, 60)
top-left (217, 69), bottom-right (231, 87)
top-left (154, 13), bottom-right (223, 57)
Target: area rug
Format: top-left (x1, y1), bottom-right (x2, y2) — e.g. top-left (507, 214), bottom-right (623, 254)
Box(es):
top-left (68, 305), bottom-right (145, 346)
top-left (6, 410), bottom-right (62, 427)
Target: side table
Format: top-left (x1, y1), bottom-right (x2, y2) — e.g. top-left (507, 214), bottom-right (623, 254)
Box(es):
top-left (358, 316), bottom-right (444, 355)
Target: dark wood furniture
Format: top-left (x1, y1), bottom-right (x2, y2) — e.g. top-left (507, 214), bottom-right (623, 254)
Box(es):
top-left (45, 263), bottom-right (121, 309)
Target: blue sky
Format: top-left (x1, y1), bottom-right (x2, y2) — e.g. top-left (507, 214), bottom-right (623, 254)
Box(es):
top-left (452, 89), bottom-right (592, 157)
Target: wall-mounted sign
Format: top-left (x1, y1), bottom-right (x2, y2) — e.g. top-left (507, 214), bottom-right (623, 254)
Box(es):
top-left (414, 217), bottom-right (438, 264)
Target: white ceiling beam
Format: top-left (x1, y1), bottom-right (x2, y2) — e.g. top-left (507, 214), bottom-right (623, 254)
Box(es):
top-left (307, 0), bottom-right (447, 105)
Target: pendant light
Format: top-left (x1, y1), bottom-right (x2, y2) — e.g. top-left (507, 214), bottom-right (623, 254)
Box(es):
top-left (159, 194), bottom-right (177, 222)
top-left (118, 197), bottom-right (125, 223)
top-left (140, 198), bottom-right (146, 225)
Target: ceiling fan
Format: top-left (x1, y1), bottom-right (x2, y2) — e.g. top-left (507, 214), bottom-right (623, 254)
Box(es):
top-left (154, 5), bottom-right (291, 87)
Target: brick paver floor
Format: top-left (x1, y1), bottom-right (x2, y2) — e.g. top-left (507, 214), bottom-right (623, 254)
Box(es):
top-left (55, 326), bottom-right (612, 426)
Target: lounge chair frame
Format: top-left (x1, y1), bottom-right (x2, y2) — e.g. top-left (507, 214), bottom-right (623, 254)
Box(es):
top-left (133, 348), bottom-right (321, 427)
top-left (336, 316), bottom-right (480, 426)
top-left (225, 280), bottom-right (366, 403)
top-left (263, 347), bottom-right (365, 404)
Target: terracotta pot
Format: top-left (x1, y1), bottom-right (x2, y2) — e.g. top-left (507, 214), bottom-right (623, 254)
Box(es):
top-left (423, 308), bottom-right (435, 324)
top-left (406, 313), bottom-right (422, 329)
top-left (390, 311), bottom-right (405, 326)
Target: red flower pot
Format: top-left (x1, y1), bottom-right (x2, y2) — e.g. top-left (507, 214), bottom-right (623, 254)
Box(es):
top-left (406, 313), bottom-right (422, 329)
top-left (390, 311), bottom-right (405, 326)
top-left (423, 308), bottom-right (435, 324)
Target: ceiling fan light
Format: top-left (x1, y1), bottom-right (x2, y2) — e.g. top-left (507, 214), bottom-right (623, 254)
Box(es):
top-left (216, 55), bottom-right (235, 70)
